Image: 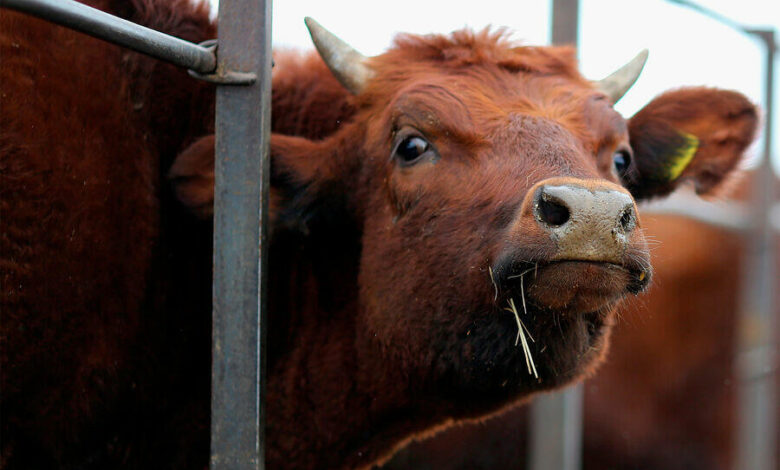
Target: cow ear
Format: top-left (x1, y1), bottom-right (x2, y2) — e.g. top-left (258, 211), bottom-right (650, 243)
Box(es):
top-left (170, 133), bottom-right (347, 220)
top-left (271, 133), bottom-right (344, 189)
top-left (626, 87), bottom-right (758, 200)
top-left (169, 134), bottom-right (216, 218)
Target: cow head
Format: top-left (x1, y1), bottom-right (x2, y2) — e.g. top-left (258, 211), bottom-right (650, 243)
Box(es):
top-left (172, 21), bottom-right (757, 408)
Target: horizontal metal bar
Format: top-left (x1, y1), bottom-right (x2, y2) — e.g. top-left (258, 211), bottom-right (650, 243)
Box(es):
top-left (0, 0), bottom-right (216, 73)
top-left (640, 195), bottom-right (780, 233)
top-left (639, 196), bottom-right (751, 232)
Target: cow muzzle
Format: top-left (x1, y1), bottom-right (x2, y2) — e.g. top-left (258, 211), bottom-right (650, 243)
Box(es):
top-left (495, 177), bottom-right (651, 314)
top-left (532, 177), bottom-right (637, 264)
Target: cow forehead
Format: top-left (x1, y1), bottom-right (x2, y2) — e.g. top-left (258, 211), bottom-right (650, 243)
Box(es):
top-left (382, 70), bottom-right (598, 114)
top-left (375, 74), bottom-right (626, 158)
top-left (372, 29), bottom-right (584, 81)
top-left (353, 34), bottom-right (631, 173)
top-left (364, 30), bottom-right (591, 109)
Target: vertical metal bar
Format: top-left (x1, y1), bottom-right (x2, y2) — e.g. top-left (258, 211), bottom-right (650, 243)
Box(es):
top-left (735, 28), bottom-right (777, 470)
top-left (210, 0), bottom-right (272, 467)
top-left (551, 0), bottom-right (579, 45)
top-left (528, 3), bottom-right (583, 469)
top-left (528, 383), bottom-right (584, 470)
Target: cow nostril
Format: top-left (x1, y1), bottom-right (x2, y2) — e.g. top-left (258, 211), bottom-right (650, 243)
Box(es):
top-left (538, 197), bottom-right (570, 226)
top-left (619, 206), bottom-right (635, 232)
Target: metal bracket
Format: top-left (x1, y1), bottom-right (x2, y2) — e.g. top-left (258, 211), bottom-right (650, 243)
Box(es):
top-left (188, 40), bottom-right (257, 85)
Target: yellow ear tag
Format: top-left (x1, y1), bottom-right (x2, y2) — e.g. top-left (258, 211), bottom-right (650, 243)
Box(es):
top-left (666, 132), bottom-right (699, 181)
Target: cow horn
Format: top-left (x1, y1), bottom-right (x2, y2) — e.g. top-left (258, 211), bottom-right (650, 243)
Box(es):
top-left (593, 49), bottom-right (649, 104)
top-left (304, 17), bottom-right (373, 95)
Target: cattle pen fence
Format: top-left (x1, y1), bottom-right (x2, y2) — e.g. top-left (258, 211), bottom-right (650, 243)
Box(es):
top-left (0, 0), bottom-right (776, 469)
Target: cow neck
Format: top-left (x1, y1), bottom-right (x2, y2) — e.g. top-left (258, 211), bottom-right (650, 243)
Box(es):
top-left (265, 231), bottom-right (465, 469)
top-left (263, 198), bottom-right (435, 469)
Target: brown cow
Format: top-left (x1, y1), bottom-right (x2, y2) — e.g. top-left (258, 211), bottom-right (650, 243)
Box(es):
top-left (1, 1), bottom-right (758, 469)
top-left (174, 20), bottom-right (758, 470)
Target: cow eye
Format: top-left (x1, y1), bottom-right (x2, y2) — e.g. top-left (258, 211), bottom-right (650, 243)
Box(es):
top-left (613, 150), bottom-right (631, 178)
top-left (394, 136), bottom-right (431, 165)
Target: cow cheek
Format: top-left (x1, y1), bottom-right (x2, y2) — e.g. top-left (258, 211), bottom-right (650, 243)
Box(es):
top-left (356, 211), bottom-right (492, 363)
top-left (357, 217), bottom-right (432, 355)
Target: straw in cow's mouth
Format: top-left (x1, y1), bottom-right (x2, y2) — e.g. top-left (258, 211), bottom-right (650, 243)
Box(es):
top-left (488, 264), bottom-right (539, 378)
top-left (506, 293), bottom-right (538, 379)
top-left (489, 266), bottom-right (498, 301)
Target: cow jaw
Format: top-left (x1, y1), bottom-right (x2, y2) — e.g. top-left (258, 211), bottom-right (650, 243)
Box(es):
top-left (487, 247), bottom-right (651, 380)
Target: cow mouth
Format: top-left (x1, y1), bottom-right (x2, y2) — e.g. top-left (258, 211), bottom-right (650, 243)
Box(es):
top-left (489, 259), bottom-right (648, 380)
top-left (437, 259), bottom-right (651, 398)
top-left (476, 259), bottom-right (644, 374)
top-left (498, 259), bottom-right (650, 315)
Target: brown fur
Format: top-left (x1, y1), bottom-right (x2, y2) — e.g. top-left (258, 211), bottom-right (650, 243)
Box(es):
top-left (581, 214), bottom-right (745, 470)
top-left (1, 1), bottom-right (216, 467)
top-left (2, 1), bottom-right (759, 469)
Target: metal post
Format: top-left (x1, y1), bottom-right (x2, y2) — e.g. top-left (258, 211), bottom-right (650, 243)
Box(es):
top-left (528, 383), bottom-right (584, 470)
top-left (210, 0), bottom-right (272, 468)
top-left (528, 2), bottom-right (583, 470)
top-left (551, 0), bottom-right (578, 46)
top-left (734, 28), bottom-right (777, 470)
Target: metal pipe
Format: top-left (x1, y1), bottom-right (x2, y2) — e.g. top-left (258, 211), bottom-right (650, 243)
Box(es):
top-left (0, 0), bottom-right (216, 73)
top-left (528, 383), bottom-right (584, 470)
top-left (210, 0), bottom-right (272, 467)
top-left (734, 28), bottom-right (777, 470)
top-left (551, 0), bottom-right (579, 46)
top-left (528, 2), bottom-right (584, 470)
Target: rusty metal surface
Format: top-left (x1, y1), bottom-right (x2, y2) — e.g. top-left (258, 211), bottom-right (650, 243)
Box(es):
top-left (210, 0), bottom-right (272, 467)
top-left (0, 0), bottom-right (217, 73)
top-left (188, 40), bottom-right (258, 85)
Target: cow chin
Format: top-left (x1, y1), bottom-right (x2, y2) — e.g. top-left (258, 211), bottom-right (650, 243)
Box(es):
top-left (432, 302), bottom-right (615, 410)
top-left (433, 261), bottom-right (643, 404)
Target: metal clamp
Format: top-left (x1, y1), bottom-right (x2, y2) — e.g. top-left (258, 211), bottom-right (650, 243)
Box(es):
top-left (188, 40), bottom-right (257, 85)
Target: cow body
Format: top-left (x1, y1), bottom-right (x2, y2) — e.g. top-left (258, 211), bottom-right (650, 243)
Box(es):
top-left (1, 1), bottom-right (216, 467)
top-left (1, 1), bottom-right (758, 469)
